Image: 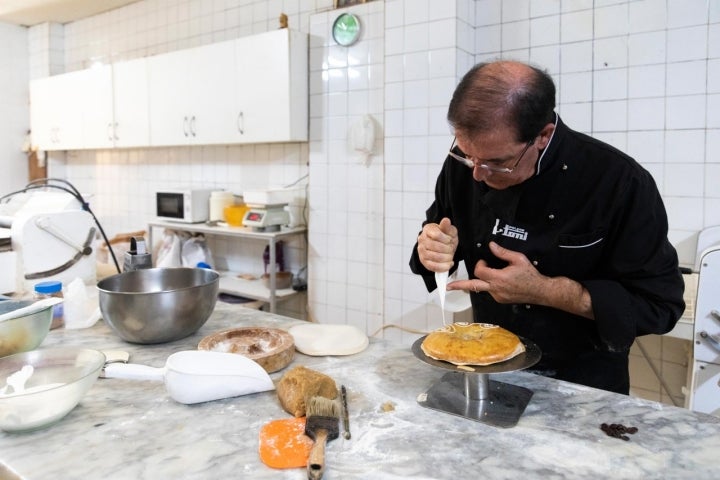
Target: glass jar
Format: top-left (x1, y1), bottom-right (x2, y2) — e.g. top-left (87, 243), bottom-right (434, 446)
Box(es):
top-left (34, 280), bottom-right (64, 329)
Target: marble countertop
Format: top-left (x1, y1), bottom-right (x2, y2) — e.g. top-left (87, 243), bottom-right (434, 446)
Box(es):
top-left (1, 301), bottom-right (719, 479)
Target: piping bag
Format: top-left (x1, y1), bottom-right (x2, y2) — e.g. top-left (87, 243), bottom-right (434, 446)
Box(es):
top-left (432, 268), bottom-right (471, 324)
top-left (435, 271), bottom-right (449, 325)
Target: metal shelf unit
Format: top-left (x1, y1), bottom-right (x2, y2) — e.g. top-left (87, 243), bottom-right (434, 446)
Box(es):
top-left (147, 220), bottom-right (306, 313)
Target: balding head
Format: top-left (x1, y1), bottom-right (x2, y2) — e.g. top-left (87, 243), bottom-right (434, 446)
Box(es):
top-left (447, 61), bottom-right (556, 142)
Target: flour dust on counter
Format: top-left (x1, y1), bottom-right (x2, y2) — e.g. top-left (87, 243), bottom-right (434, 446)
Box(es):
top-left (1, 303), bottom-right (719, 479)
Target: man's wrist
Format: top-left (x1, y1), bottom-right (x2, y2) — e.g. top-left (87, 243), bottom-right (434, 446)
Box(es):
top-left (541, 276), bottom-right (594, 320)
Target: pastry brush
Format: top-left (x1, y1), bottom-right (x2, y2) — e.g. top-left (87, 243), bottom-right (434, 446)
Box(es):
top-left (304, 396), bottom-right (340, 480)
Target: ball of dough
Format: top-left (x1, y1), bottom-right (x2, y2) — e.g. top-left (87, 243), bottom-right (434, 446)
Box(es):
top-left (276, 365), bottom-right (338, 417)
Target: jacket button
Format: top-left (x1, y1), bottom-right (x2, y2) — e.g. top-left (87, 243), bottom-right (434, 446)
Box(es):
top-left (548, 214), bottom-right (555, 220)
top-left (562, 164), bottom-right (568, 170)
top-left (476, 242), bottom-right (482, 248)
top-left (525, 305), bottom-right (532, 309)
top-left (532, 260), bottom-right (539, 266)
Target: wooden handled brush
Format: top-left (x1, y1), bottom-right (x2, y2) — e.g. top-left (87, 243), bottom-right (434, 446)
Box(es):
top-left (304, 396), bottom-right (340, 480)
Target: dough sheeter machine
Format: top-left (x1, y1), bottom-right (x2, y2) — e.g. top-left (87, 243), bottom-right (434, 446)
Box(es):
top-left (0, 191), bottom-right (96, 295)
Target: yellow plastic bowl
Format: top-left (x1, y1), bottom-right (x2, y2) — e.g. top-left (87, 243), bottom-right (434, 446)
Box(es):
top-left (224, 205), bottom-right (249, 226)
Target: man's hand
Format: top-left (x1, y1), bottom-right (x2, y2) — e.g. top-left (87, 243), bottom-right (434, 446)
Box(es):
top-left (448, 242), bottom-right (545, 303)
top-left (448, 242), bottom-right (594, 319)
top-left (417, 218), bottom-right (458, 273)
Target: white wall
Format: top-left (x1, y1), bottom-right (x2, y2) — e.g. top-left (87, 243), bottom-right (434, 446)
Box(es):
top-left (0, 22), bottom-right (29, 195)
top-left (307, 2), bottom-right (386, 333)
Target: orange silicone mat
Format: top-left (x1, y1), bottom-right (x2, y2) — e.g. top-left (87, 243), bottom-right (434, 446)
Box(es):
top-left (259, 417), bottom-right (313, 469)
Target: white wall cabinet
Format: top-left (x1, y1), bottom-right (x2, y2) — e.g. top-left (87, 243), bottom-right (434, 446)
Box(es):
top-left (147, 40), bottom-right (238, 146)
top-left (80, 65), bottom-right (114, 149)
top-left (111, 58), bottom-right (150, 148)
top-left (30, 70), bottom-right (86, 150)
top-left (30, 29), bottom-right (307, 151)
top-left (232, 29), bottom-right (308, 143)
top-left (31, 61), bottom-right (150, 150)
top-left (83, 61), bottom-right (149, 148)
top-left (148, 29), bottom-right (307, 146)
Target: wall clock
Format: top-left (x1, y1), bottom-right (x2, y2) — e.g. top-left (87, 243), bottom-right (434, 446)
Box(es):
top-left (332, 13), bottom-right (361, 46)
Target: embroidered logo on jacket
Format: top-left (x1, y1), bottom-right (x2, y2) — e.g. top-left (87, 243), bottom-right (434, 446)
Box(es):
top-left (492, 218), bottom-right (528, 241)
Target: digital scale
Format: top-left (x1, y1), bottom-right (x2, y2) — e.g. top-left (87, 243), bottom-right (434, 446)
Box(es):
top-left (242, 203), bottom-right (290, 232)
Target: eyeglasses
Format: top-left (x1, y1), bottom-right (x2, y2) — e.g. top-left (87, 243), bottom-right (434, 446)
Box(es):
top-left (448, 136), bottom-right (535, 174)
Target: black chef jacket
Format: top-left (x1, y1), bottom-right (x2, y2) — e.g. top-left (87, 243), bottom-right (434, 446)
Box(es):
top-left (409, 115), bottom-right (685, 394)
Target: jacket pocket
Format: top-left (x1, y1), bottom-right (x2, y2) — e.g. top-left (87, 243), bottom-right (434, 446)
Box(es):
top-left (558, 230), bottom-right (605, 249)
top-left (552, 229), bottom-right (606, 277)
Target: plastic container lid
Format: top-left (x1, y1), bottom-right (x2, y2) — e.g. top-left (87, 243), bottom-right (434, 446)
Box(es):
top-left (210, 191), bottom-right (234, 199)
top-left (34, 280), bottom-right (63, 294)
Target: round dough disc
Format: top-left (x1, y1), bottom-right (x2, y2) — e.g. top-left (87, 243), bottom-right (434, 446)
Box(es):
top-left (288, 323), bottom-right (369, 356)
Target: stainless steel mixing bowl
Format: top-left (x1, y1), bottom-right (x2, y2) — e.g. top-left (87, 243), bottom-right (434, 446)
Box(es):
top-left (97, 268), bottom-right (219, 344)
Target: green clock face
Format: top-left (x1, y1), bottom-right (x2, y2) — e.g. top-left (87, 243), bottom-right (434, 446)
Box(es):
top-left (332, 13), bottom-right (361, 46)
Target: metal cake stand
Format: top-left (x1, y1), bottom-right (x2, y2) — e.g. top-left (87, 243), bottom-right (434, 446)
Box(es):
top-left (412, 335), bottom-right (541, 428)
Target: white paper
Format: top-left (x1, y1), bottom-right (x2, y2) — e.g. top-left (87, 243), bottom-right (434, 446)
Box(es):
top-left (63, 278), bottom-right (101, 329)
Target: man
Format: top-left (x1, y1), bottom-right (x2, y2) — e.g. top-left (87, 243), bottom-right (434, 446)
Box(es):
top-left (409, 61), bottom-right (685, 394)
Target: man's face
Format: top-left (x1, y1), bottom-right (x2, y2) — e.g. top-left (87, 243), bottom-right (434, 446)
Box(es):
top-left (454, 129), bottom-right (539, 190)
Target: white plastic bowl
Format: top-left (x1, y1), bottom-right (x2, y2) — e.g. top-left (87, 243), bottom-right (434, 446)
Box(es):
top-left (0, 348), bottom-right (105, 432)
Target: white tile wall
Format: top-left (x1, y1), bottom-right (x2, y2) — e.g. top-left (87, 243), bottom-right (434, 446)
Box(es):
top-left (0, 22), bottom-right (30, 196)
top-left (307, 1), bottom-right (385, 334)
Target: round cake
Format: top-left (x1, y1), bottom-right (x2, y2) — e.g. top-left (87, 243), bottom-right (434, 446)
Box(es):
top-left (421, 322), bottom-right (525, 366)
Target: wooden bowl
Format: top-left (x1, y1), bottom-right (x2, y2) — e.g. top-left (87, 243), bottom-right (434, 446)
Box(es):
top-left (261, 272), bottom-right (293, 289)
top-left (198, 327), bottom-right (294, 373)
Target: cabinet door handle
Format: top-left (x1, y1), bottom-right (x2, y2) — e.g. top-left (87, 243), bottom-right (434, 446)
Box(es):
top-left (190, 116), bottom-right (196, 137)
top-left (237, 111), bottom-right (244, 134)
top-left (183, 116), bottom-right (189, 137)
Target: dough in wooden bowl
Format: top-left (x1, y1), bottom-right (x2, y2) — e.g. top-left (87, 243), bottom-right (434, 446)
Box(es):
top-left (421, 322), bottom-right (525, 366)
top-left (198, 327), bottom-right (294, 373)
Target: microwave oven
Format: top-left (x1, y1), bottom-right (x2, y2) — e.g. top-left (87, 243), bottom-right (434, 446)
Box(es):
top-left (156, 189), bottom-right (213, 223)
